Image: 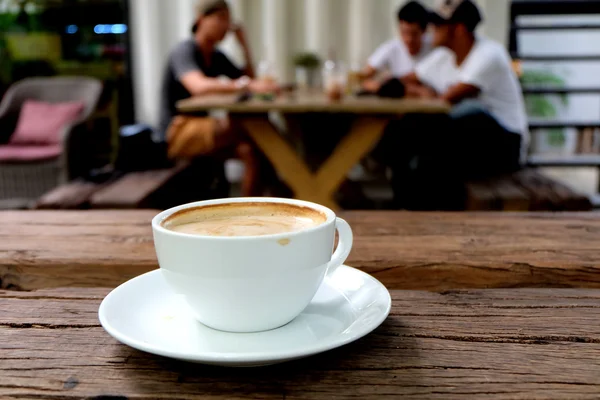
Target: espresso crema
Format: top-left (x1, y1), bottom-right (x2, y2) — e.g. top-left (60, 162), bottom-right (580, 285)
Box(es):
top-left (162, 202), bottom-right (327, 237)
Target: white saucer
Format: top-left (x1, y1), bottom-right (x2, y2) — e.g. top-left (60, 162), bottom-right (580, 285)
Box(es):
top-left (98, 265), bottom-right (391, 367)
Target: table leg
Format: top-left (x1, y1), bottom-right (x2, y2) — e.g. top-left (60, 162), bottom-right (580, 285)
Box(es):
top-left (241, 116), bottom-right (387, 210)
top-left (282, 114), bottom-right (307, 159)
top-left (315, 117), bottom-right (388, 200)
top-left (240, 117), bottom-right (335, 208)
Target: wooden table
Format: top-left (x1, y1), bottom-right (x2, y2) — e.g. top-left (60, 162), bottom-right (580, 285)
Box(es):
top-left (2, 211), bottom-right (600, 291)
top-left (177, 93), bottom-right (449, 209)
top-left (3, 210), bottom-right (600, 398)
top-left (3, 288), bottom-right (600, 399)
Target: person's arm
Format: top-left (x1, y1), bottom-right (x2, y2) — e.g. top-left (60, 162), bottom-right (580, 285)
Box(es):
top-left (216, 51), bottom-right (278, 95)
top-left (404, 78), bottom-right (477, 103)
top-left (180, 71), bottom-right (276, 96)
top-left (232, 24), bottom-right (255, 78)
top-left (401, 72), bottom-right (419, 85)
top-left (170, 42), bottom-right (242, 95)
top-left (360, 65), bottom-right (377, 81)
top-left (400, 72), bottom-right (438, 98)
top-left (361, 42), bottom-right (394, 92)
top-left (405, 82), bottom-right (437, 98)
top-left (401, 72), bottom-right (478, 103)
top-left (440, 83), bottom-right (480, 104)
top-left (172, 43), bottom-right (274, 96)
top-left (180, 71), bottom-right (248, 95)
top-left (442, 47), bottom-right (496, 104)
top-left (404, 49), bottom-right (462, 100)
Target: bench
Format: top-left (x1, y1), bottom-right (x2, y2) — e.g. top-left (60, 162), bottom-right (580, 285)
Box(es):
top-left (465, 169), bottom-right (592, 211)
top-left (89, 165), bottom-right (188, 209)
top-left (36, 179), bottom-right (106, 210)
top-left (36, 163), bottom-right (190, 210)
top-left (37, 166), bottom-right (591, 212)
top-left (36, 159), bottom-right (230, 210)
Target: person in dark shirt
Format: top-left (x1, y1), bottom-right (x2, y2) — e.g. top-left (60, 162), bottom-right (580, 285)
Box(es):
top-left (159, 0), bottom-right (277, 197)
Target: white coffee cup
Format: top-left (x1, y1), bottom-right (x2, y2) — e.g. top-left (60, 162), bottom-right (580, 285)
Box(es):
top-left (152, 197), bottom-right (353, 333)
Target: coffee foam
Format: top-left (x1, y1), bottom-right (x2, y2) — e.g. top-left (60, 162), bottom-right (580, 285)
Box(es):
top-left (162, 202), bottom-right (327, 237)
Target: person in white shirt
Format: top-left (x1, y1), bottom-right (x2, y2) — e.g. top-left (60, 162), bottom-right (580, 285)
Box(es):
top-left (361, 1), bottom-right (432, 93)
top-left (376, 0), bottom-right (529, 210)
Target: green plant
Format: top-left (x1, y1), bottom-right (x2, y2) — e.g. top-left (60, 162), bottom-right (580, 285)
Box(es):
top-left (520, 69), bottom-right (569, 147)
top-left (0, 1), bottom-right (45, 86)
top-left (0, 12), bottom-right (16, 86)
top-left (293, 52), bottom-right (321, 69)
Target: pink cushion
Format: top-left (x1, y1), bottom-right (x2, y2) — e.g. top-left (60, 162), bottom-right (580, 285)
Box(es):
top-left (10, 100), bottom-right (85, 145)
top-left (0, 144), bottom-right (62, 162)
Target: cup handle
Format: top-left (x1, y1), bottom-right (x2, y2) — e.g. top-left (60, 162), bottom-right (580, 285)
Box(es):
top-left (326, 218), bottom-right (353, 277)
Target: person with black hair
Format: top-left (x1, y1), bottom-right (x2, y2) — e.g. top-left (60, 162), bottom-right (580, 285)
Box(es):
top-left (406, 0), bottom-right (527, 163)
top-left (361, 1), bottom-right (431, 93)
top-left (377, 0), bottom-right (528, 210)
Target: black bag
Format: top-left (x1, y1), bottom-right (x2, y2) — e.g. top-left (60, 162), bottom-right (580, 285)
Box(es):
top-left (377, 78), bottom-right (406, 99)
top-left (114, 124), bottom-right (173, 173)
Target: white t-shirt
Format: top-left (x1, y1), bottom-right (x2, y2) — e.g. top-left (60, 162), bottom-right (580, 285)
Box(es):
top-left (416, 37), bottom-right (529, 145)
top-left (368, 36), bottom-right (432, 78)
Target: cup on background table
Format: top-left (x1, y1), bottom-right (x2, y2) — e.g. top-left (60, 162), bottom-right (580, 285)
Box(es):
top-left (323, 60), bottom-right (348, 102)
top-left (257, 60), bottom-right (278, 100)
top-left (347, 62), bottom-right (362, 95)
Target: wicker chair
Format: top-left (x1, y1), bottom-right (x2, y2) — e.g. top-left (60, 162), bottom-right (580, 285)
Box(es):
top-left (0, 77), bottom-right (102, 208)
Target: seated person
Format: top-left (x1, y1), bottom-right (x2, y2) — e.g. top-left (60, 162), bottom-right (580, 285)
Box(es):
top-left (158, 0), bottom-right (277, 197)
top-left (378, 0), bottom-right (529, 209)
top-left (361, 1), bottom-right (432, 93)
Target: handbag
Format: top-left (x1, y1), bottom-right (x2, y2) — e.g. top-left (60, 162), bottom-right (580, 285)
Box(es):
top-left (114, 124), bottom-right (173, 173)
top-left (377, 78), bottom-right (406, 99)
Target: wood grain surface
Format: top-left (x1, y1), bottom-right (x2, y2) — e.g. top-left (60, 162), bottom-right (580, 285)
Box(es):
top-left (2, 211), bottom-right (600, 291)
top-left (177, 93), bottom-right (450, 115)
top-left (1, 288), bottom-right (600, 399)
top-left (0, 211), bottom-right (155, 290)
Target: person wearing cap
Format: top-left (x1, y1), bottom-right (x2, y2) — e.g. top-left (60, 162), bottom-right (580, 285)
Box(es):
top-left (159, 0), bottom-right (278, 197)
top-left (361, 1), bottom-right (432, 93)
top-left (378, 0), bottom-right (528, 209)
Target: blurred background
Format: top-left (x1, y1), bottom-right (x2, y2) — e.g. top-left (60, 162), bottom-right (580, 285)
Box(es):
top-left (1, 0), bottom-right (600, 210)
top-left (128, 0), bottom-right (509, 127)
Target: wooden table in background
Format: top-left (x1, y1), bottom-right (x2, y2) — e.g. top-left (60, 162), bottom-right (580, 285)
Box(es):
top-left (177, 93), bottom-right (449, 209)
top-left (2, 211), bottom-right (600, 291)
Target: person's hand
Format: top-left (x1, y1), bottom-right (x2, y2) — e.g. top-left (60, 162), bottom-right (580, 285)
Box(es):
top-left (362, 79), bottom-right (381, 93)
top-left (248, 79), bottom-right (279, 94)
top-left (420, 86), bottom-right (437, 99)
top-left (404, 82), bottom-right (437, 99)
top-left (231, 23), bottom-right (248, 47)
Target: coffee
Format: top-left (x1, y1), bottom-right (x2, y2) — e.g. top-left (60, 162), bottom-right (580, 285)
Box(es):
top-left (162, 202), bottom-right (327, 237)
